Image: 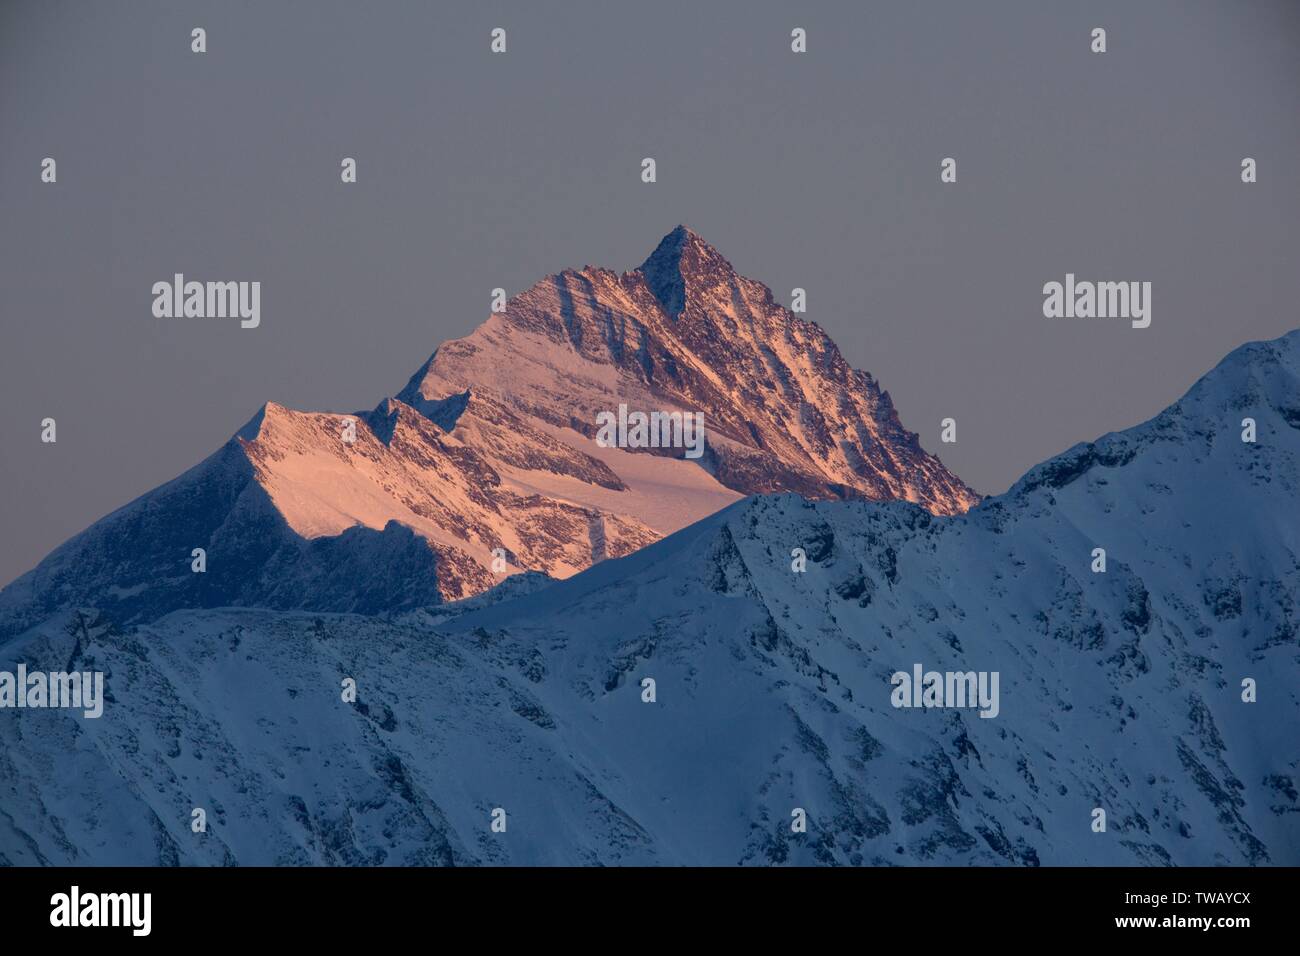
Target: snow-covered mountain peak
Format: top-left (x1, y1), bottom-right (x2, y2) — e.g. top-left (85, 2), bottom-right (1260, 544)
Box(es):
top-left (404, 225), bottom-right (978, 514)
top-left (1008, 328), bottom-right (1300, 502)
top-left (2, 227), bottom-right (976, 632)
top-left (638, 223), bottom-right (732, 318)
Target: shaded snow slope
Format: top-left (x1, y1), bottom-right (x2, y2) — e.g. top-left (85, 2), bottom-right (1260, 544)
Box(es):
top-left (1, 331), bottom-right (1296, 865)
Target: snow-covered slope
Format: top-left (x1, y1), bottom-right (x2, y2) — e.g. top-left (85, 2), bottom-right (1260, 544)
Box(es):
top-left (0, 400), bottom-right (654, 638)
top-left (1, 330), bottom-right (1296, 865)
top-left (0, 227), bottom-right (972, 637)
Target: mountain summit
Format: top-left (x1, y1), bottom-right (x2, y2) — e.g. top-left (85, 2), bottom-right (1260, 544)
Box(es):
top-left (0, 227), bottom-right (974, 636)
top-left (640, 224), bottom-right (731, 317)
top-left (401, 225), bottom-right (977, 508)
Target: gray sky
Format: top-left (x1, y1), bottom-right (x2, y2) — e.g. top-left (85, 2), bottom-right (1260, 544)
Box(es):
top-left (2, 0), bottom-right (1298, 586)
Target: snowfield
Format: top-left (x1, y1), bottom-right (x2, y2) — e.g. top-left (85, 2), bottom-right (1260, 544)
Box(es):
top-left (1, 330), bottom-right (1296, 866)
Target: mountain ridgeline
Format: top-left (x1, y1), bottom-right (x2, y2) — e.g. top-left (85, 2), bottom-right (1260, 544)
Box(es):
top-left (0, 329), bottom-right (1297, 865)
top-left (0, 227), bottom-right (975, 639)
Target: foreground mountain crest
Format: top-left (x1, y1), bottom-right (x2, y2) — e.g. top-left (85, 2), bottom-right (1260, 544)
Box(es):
top-left (2, 329), bottom-right (1296, 865)
top-left (0, 227), bottom-right (974, 635)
